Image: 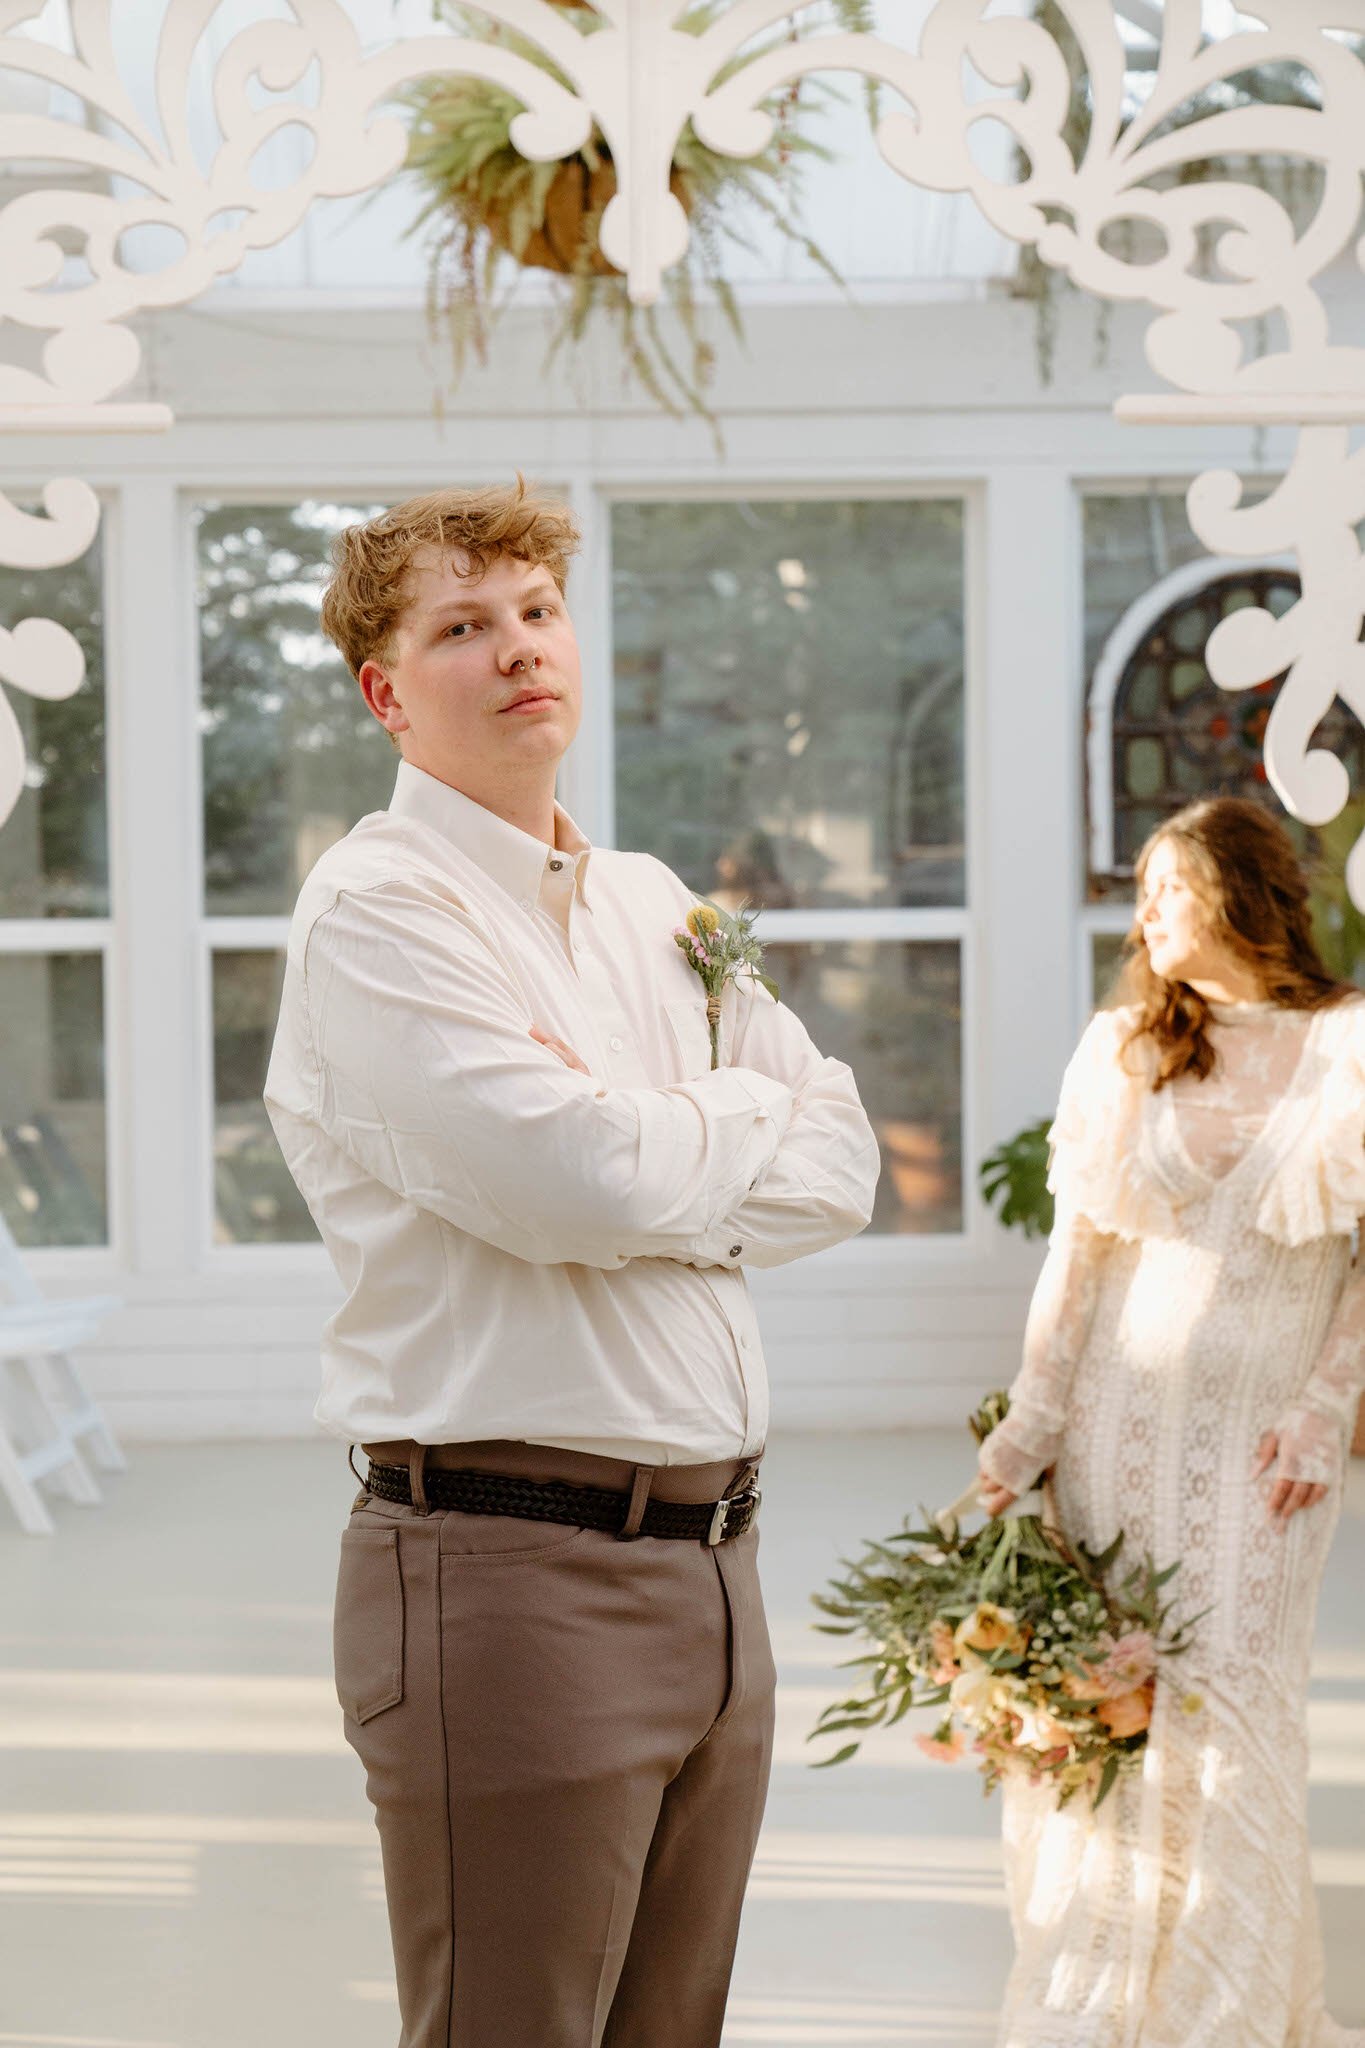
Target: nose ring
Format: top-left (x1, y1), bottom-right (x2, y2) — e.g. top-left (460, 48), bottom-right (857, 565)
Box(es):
top-left (511, 656), bottom-right (540, 674)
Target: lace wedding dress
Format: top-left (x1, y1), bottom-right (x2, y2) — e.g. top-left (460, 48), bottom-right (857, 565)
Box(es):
top-left (979, 997), bottom-right (1365, 2048)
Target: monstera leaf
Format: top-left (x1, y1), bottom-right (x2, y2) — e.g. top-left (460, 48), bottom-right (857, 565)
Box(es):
top-left (979, 1119), bottom-right (1055, 1242)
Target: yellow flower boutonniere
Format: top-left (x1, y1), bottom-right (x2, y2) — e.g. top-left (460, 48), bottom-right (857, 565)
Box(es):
top-left (672, 899), bottom-right (779, 1070)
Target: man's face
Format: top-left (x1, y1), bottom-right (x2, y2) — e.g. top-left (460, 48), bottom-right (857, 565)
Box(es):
top-left (358, 547), bottom-right (582, 784)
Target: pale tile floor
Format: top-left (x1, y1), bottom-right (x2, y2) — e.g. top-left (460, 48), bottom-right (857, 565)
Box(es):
top-left (1, 1432), bottom-right (1362, 2048)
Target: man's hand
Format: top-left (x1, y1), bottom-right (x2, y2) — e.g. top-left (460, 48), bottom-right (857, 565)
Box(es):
top-left (530, 1025), bottom-right (591, 1076)
top-left (1252, 1430), bottom-right (1328, 1527)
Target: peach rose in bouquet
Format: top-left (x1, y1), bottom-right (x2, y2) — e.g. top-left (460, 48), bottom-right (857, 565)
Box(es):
top-left (954, 1602), bottom-right (1027, 1660)
top-left (915, 1726), bottom-right (969, 1764)
top-left (1097, 1681), bottom-right (1156, 1739)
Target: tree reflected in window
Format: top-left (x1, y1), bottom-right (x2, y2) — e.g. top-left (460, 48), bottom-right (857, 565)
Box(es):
top-left (612, 500), bottom-right (965, 910)
top-left (0, 534), bottom-right (106, 920)
top-left (197, 501), bottom-right (395, 916)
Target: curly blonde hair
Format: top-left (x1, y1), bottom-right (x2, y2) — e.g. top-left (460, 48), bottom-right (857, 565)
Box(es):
top-left (320, 477), bottom-right (580, 720)
top-left (1111, 797), bottom-right (1353, 1090)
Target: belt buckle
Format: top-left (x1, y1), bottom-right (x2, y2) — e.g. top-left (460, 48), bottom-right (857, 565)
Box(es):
top-left (706, 1486), bottom-right (760, 1546)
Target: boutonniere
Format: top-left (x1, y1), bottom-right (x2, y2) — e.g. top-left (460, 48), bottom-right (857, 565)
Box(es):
top-left (672, 899), bottom-right (780, 1070)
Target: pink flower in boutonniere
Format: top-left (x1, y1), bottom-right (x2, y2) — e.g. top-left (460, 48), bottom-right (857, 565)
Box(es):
top-left (671, 899), bottom-right (779, 1070)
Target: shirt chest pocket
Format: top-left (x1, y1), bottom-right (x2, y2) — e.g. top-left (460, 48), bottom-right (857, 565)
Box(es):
top-left (665, 996), bottom-right (719, 1079)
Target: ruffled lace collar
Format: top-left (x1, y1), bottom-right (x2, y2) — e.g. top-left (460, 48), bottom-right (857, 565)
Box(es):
top-left (1046, 999), bottom-right (1365, 1247)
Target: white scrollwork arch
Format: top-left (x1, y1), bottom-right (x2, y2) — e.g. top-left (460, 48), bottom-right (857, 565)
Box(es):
top-left (2, 0), bottom-right (1365, 890)
top-left (0, 477), bottom-right (99, 822)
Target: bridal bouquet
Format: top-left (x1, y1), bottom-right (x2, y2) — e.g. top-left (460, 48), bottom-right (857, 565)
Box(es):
top-left (809, 1394), bottom-right (1205, 1810)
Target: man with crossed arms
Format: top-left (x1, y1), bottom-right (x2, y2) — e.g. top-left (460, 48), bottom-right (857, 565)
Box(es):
top-left (265, 479), bottom-right (879, 2047)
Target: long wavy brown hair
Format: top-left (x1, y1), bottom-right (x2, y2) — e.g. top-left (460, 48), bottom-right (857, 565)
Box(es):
top-left (1110, 797), bottom-right (1354, 1089)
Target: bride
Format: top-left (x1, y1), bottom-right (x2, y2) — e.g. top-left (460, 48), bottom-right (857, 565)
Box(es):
top-left (977, 795), bottom-right (1365, 2048)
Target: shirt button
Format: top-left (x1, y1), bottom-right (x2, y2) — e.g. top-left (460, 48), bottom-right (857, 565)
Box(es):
top-left (729, 1243), bottom-right (743, 1258)
top-left (609, 1035), bottom-right (624, 1052)
top-left (549, 858), bottom-right (564, 872)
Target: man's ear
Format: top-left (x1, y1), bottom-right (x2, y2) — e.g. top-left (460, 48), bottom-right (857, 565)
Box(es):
top-left (359, 657), bottom-right (408, 739)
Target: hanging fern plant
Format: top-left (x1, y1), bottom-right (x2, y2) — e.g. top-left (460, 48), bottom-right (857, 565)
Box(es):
top-left (401, 0), bottom-right (875, 435)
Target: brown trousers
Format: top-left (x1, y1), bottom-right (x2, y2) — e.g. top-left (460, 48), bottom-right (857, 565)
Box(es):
top-left (334, 1440), bottom-right (776, 2048)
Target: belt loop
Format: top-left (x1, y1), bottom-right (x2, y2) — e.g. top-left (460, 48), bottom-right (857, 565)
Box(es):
top-left (347, 1443), bottom-right (365, 1487)
top-left (731, 1457), bottom-right (761, 1498)
top-left (618, 1464), bottom-right (655, 1540)
top-left (409, 1443), bottom-right (430, 1517)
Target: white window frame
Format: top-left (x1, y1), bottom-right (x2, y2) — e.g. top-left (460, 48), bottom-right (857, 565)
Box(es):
top-left (587, 477), bottom-right (983, 1264)
top-left (178, 473), bottom-right (989, 1273)
top-left (189, 488), bottom-right (387, 1275)
top-left (10, 451), bottom-right (1084, 1313)
top-left (0, 493), bottom-right (122, 1274)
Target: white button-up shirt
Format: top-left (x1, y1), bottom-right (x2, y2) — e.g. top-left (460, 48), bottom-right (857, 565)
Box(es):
top-left (265, 760), bottom-right (880, 1462)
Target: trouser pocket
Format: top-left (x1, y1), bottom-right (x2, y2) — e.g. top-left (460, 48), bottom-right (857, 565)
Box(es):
top-left (334, 1525), bottom-right (405, 1724)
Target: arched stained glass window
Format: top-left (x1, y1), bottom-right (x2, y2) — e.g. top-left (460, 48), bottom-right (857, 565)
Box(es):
top-left (1087, 563), bottom-right (1365, 901)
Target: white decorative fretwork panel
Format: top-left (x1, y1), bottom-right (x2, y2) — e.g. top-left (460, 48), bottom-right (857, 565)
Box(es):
top-left (1, 0), bottom-right (1365, 886)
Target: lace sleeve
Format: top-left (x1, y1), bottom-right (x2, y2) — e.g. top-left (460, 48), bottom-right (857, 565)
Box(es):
top-left (1044, 1007), bottom-right (1175, 1242)
top-left (1273, 1251), bottom-right (1365, 1487)
top-left (977, 1199), bottom-right (1112, 1497)
top-left (1271, 999), bottom-right (1365, 1484)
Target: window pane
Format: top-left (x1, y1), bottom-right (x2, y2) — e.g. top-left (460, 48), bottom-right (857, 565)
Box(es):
top-left (761, 938), bottom-right (962, 1233)
top-left (1091, 931), bottom-right (1129, 1010)
top-left (1079, 489), bottom-right (1329, 902)
top-left (1082, 483), bottom-right (1292, 689)
top-left (612, 501), bottom-right (965, 909)
top-left (1105, 567), bottom-right (1365, 884)
top-left (1082, 492), bottom-right (1209, 691)
top-left (0, 530), bottom-right (106, 918)
top-left (0, 953), bottom-right (107, 1246)
top-left (213, 951), bottom-right (317, 1245)
top-left (197, 501), bottom-right (397, 916)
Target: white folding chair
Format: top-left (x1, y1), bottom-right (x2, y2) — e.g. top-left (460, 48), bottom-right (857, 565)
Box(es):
top-left (0, 1211), bottom-right (125, 1535)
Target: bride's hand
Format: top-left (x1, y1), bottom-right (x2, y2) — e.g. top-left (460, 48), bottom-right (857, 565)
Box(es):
top-left (1252, 1431), bottom-right (1329, 1526)
top-left (978, 1474), bottom-right (1019, 1518)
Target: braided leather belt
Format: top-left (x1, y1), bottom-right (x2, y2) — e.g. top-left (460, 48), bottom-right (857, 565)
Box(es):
top-left (364, 1460), bottom-right (761, 1546)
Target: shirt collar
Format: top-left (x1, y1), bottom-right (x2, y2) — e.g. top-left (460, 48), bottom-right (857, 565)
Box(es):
top-left (389, 758), bottom-right (595, 911)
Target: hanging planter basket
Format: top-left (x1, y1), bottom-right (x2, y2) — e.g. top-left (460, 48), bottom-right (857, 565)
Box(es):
top-left (487, 152), bottom-right (691, 279)
top-left (399, 1), bottom-right (875, 434)
top-left (510, 155), bottom-right (617, 276)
